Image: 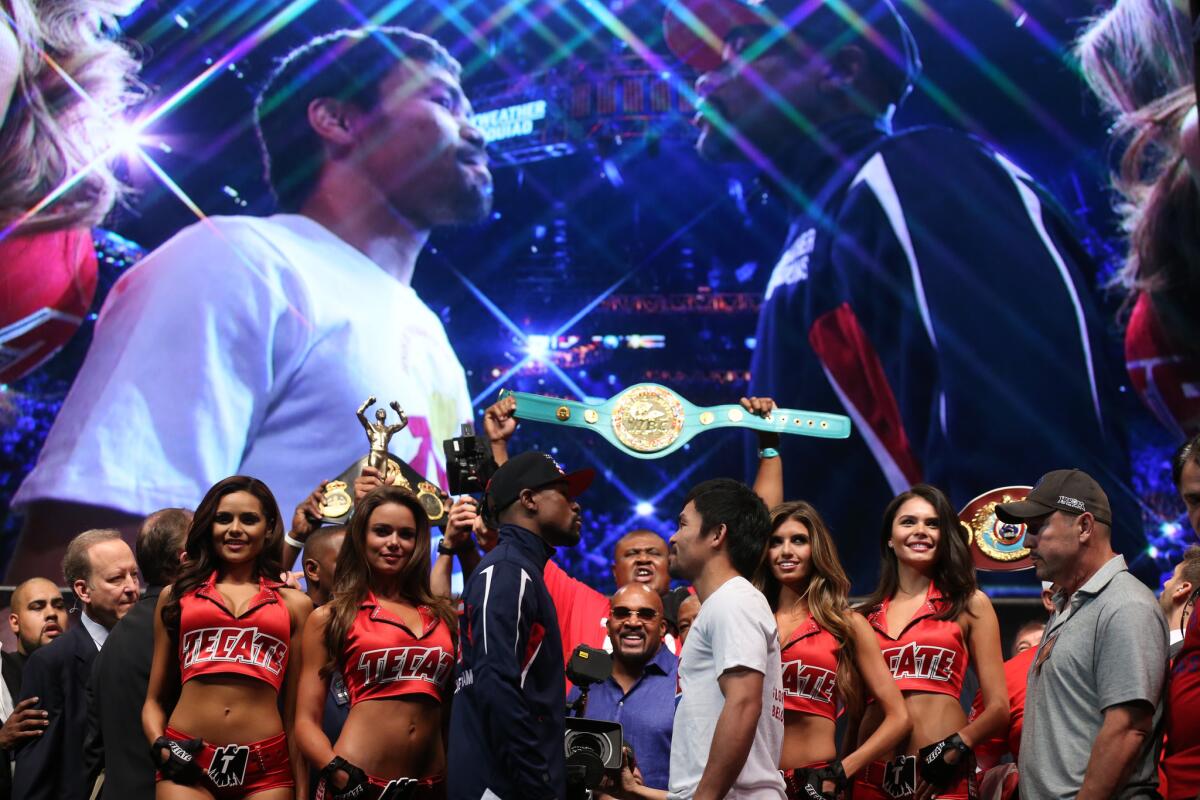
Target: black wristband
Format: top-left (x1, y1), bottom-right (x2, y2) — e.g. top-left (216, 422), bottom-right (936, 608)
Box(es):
top-left (437, 539), bottom-right (474, 556)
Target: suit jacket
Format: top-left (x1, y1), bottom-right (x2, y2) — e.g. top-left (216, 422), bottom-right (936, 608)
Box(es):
top-left (0, 650), bottom-right (27, 800)
top-left (84, 587), bottom-right (160, 800)
top-left (13, 621), bottom-right (98, 800)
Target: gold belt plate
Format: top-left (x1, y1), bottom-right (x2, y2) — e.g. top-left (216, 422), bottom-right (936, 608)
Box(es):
top-left (610, 385), bottom-right (686, 453)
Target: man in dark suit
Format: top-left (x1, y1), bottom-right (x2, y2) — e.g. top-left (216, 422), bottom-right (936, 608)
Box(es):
top-left (0, 578), bottom-right (68, 800)
top-left (84, 508), bottom-right (190, 799)
top-left (12, 529), bottom-right (138, 800)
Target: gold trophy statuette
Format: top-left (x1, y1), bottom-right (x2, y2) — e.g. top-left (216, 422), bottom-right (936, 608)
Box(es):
top-left (357, 396), bottom-right (408, 473)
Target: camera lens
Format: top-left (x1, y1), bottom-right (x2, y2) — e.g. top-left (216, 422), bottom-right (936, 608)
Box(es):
top-left (567, 733), bottom-right (604, 757)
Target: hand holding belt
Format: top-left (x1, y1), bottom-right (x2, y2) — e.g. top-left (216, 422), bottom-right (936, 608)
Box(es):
top-left (500, 383), bottom-right (850, 459)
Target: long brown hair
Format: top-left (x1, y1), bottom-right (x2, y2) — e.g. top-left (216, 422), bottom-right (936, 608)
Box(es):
top-left (161, 476), bottom-right (285, 638)
top-left (753, 501), bottom-right (862, 716)
top-left (861, 484), bottom-right (976, 622)
top-left (322, 485), bottom-right (456, 678)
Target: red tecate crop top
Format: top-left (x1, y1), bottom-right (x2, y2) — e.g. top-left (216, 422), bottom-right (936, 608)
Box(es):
top-left (779, 616), bottom-right (840, 720)
top-left (340, 593), bottom-right (455, 705)
top-left (178, 573), bottom-right (291, 691)
top-left (865, 582), bottom-right (967, 698)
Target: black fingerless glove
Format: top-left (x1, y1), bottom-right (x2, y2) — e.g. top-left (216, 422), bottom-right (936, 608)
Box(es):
top-left (918, 732), bottom-right (971, 788)
top-left (152, 735), bottom-right (203, 784)
top-left (320, 755), bottom-right (370, 800)
top-left (798, 760), bottom-right (847, 800)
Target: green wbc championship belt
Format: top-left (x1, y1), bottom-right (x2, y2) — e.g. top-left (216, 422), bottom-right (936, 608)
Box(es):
top-left (499, 383), bottom-right (851, 459)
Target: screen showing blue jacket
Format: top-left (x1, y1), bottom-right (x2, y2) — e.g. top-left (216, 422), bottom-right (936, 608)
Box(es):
top-left (750, 116), bottom-right (1132, 591)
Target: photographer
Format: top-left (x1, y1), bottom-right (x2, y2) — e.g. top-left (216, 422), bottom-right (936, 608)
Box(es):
top-left (568, 584), bottom-right (677, 793)
top-left (448, 452), bottom-right (594, 800)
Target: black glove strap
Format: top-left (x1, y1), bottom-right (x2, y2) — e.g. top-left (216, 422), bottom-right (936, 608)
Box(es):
top-left (820, 760), bottom-right (847, 789)
top-left (152, 735), bottom-right (203, 785)
top-left (321, 756), bottom-right (370, 800)
top-left (918, 732), bottom-right (971, 788)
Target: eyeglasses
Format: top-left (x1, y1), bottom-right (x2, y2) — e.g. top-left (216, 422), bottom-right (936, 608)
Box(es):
top-left (611, 606), bottom-right (660, 622)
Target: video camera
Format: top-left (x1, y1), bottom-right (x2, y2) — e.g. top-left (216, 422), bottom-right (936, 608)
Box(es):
top-left (565, 645), bottom-right (623, 800)
top-left (443, 423), bottom-right (495, 495)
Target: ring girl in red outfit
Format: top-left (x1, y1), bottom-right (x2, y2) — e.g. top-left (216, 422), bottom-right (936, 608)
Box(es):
top-left (851, 484), bottom-right (1008, 800)
top-left (754, 501), bottom-right (911, 800)
top-left (294, 485), bottom-right (457, 800)
top-left (143, 475), bottom-right (314, 799)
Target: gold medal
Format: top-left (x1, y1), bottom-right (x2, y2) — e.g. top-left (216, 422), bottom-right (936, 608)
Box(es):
top-left (319, 480), bottom-right (353, 518)
top-left (416, 481), bottom-right (447, 522)
top-left (610, 385), bottom-right (686, 453)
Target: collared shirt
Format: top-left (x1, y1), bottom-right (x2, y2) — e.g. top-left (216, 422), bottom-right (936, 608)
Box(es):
top-left (568, 643), bottom-right (678, 790)
top-left (1020, 555), bottom-right (1167, 800)
top-left (79, 611), bottom-right (108, 651)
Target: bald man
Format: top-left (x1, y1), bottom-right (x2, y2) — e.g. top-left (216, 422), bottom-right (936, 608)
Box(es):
top-left (301, 525), bottom-right (346, 607)
top-left (7, 579), bottom-right (67, 658)
top-left (0, 578), bottom-right (67, 799)
top-left (567, 584), bottom-right (678, 791)
top-left (544, 530), bottom-right (691, 672)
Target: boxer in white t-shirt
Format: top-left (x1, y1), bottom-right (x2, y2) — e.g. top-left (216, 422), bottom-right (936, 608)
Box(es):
top-left (10, 26), bottom-right (492, 581)
top-left (619, 478), bottom-right (785, 800)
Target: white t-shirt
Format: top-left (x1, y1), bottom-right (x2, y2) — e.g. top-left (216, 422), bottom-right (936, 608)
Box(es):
top-left (15, 214), bottom-right (472, 516)
top-left (669, 576), bottom-right (785, 800)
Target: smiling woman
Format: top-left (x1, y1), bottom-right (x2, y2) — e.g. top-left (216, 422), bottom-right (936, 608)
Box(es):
top-left (851, 485), bottom-right (1008, 800)
top-left (293, 485), bottom-right (457, 800)
top-left (142, 476), bottom-right (313, 800)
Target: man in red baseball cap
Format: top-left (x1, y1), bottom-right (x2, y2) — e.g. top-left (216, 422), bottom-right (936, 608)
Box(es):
top-left (661, 0), bottom-right (1131, 593)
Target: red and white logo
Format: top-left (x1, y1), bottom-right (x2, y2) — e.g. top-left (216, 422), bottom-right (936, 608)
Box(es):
top-left (355, 646), bottom-right (454, 687)
top-left (181, 626), bottom-right (287, 675)
top-left (781, 659), bottom-right (836, 705)
top-left (883, 642), bottom-right (955, 682)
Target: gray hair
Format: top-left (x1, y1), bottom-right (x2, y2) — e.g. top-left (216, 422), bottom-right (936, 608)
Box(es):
top-left (62, 528), bottom-right (122, 585)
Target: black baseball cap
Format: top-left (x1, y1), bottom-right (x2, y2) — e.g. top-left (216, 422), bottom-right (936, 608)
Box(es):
top-left (994, 469), bottom-right (1112, 527)
top-left (485, 451), bottom-right (595, 516)
top-left (663, 0), bottom-right (921, 104)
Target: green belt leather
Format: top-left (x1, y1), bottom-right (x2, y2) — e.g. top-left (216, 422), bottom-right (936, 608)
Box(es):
top-left (499, 383), bottom-right (850, 459)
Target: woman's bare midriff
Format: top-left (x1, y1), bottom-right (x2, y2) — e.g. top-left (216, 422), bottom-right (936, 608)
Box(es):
top-left (334, 695), bottom-right (445, 779)
top-left (168, 675), bottom-right (284, 744)
top-left (781, 711), bottom-right (837, 769)
top-left (858, 692), bottom-right (967, 756)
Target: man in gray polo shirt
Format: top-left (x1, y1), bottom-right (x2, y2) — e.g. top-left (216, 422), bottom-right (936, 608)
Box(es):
top-left (996, 469), bottom-right (1167, 800)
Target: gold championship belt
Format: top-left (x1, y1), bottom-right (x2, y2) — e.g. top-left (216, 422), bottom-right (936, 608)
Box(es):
top-left (958, 486), bottom-right (1035, 571)
top-left (317, 455), bottom-right (451, 528)
top-left (500, 383), bottom-right (850, 459)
